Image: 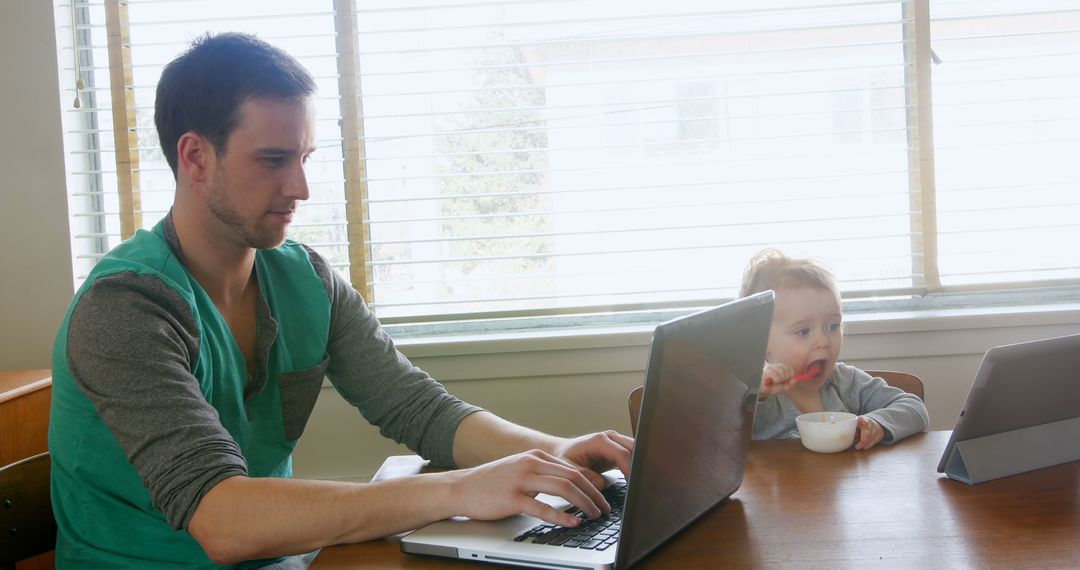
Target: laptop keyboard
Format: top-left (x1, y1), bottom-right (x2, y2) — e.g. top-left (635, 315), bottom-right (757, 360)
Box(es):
top-left (513, 481), bottom-right (627, 551)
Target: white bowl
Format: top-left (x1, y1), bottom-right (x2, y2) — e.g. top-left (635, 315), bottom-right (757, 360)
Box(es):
top-left (795, 412), bottom-right (858, 453)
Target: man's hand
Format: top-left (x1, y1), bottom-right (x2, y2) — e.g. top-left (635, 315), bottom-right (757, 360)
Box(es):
top-left (446, 449), bottom-right (611, 528)
top-left (551, 430), bottom-right (635, 489)
top-left (449, 413), bottom-right (635, 527)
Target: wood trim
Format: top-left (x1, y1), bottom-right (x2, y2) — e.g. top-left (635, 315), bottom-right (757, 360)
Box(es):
top-left (104, 0), bottom-right (142, 240)
top-left (0, 370), bottom-right (51, 405)
top-left (903, 0), bottom-right (941, 292)
top-left (334, 0), bottom-right (374, 301)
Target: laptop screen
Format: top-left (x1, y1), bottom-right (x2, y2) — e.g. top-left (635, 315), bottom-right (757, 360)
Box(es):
top-left (616, 291), bottom-right (773, 569)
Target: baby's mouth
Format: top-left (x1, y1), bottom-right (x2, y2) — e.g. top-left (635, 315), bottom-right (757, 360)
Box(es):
top-left (806, 360), bottom-right (828, 379)
top-left (792, 360), bottom-right (826, 382)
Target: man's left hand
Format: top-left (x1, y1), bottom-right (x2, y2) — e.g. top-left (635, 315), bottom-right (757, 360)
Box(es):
top-left (551, 430), bottom-right (635, 488)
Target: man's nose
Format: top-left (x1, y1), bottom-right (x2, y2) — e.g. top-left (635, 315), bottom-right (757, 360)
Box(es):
top-left (284, 164), bottom-right (310, 200)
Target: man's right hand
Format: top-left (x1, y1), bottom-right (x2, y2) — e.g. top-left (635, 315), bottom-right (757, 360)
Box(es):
top-left (442, 449), bottom-right (612, 528)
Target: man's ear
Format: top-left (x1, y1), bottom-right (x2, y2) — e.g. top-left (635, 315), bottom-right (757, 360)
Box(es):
top-left (177, 132), bottom-right (213, 183)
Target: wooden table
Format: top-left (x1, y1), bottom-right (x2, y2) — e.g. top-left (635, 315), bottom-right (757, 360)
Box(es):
top-left (312, 431), bottom-right (1080, 569)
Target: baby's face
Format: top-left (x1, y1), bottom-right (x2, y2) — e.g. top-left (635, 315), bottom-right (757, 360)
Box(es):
top-left (766, 287), bottom-right (843, 384)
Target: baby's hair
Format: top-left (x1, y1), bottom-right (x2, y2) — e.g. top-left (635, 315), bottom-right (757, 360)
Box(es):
top-left (739, 249), bottom-right (840, 300)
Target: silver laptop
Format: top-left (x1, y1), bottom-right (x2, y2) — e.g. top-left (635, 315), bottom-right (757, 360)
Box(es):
top-left (400, 291), bottom-right (774, 570)
top-left (938, 332), bottom-right (1080, 483)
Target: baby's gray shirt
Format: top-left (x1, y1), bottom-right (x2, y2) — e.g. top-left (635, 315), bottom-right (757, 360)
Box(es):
top-left (753, 362), bottom-right (929, 442)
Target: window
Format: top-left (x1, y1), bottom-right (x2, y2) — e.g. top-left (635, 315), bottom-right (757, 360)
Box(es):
top-left (930, 1), bottom-right (1080, 288)
top-left (56, 0), bottom-right (1080, 326)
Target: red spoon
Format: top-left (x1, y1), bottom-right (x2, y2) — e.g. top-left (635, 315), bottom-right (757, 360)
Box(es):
top-left (792, 361), bottom-right (824, 382)
top-left (764, 361), bottom-right (824, 386)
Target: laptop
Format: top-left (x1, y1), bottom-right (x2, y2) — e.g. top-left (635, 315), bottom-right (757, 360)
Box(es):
top-left (400, 290), bottom-right (774, 570)
top-left (937, 332), bottom-right (1080, 484)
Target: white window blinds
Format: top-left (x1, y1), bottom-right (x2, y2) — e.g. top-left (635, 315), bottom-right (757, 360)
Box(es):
top-left (351, 0), bottom-right (929, 319)
top-left (58, 0), bottom-right (349, 283)
top-left (56, 0), bottom-right (1080, 324)
top-left (930, 0), bottom-right (1080, 289)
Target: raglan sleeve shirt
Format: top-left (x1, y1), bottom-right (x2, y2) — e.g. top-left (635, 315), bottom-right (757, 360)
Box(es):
top-left (305, 245), bottom-right (481, 467)
top-left (66, 244), bottom-right (480, 532)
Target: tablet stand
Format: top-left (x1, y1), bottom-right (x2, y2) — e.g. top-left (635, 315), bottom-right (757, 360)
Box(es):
top-left (943, 416), bottom-right (1080, 484)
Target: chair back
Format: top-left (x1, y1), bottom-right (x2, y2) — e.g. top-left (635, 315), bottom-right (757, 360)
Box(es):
top-left (866, 370), bottom-right (925, 402)
top-left (628, 370), bottom-right (924, 436)
top-left (628, 386), bottom-right (644, 436)
top-left (0, 452), bottom-right (55, 569)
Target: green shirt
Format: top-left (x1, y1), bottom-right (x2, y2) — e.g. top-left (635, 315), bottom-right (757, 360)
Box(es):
top-left (50, 216), bottom-right (479, 568)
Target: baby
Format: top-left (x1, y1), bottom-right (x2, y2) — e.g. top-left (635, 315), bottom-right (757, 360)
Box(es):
top-left (742, 249), bottom-right (929, 449)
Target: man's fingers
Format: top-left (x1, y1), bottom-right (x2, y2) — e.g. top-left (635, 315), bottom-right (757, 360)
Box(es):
top-left (519, 454), bottom-right (610, 515)
top-left (606, 430), bottom-right (635, 450)
top-left (599, 431), bottom-right (635, 477)
top-left (578, 467), bottom-right (606, 490)
top-left (559, 432), bottom-right (635, 481)
top-left (528, 474), bottom-right (608, 519)
top-left (519, 497), bottom-right (582, 528)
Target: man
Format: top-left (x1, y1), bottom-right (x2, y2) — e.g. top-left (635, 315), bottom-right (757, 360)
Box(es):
top-left (50, 33), bottom-right (633, 569)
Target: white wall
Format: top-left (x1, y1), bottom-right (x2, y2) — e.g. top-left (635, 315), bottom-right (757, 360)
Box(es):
top-left (4, 5), bottom-right (1079, 484)
top-left (0, 1), bottom-right (73, 370)
top-left (293, 306), bottom-right (1080, 480)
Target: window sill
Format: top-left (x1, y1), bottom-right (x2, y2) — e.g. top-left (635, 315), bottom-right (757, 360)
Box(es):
top-left (389, 300), bottom-right (1080, 359)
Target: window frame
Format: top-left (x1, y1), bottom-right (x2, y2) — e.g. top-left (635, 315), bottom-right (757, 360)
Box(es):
top-left (64, 0), bottom-right (1080, 332)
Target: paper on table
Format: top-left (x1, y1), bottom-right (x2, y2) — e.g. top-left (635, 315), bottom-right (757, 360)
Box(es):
top-left (369, 454), bottom-right (439, 482)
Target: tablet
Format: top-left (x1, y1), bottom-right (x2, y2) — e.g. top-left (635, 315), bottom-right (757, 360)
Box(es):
top-left (937, 332), bottom-right (1080, 483)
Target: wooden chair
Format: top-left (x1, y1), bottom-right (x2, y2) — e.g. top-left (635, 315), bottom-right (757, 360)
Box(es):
top-left (866, 370), bottom-right (925, 402)
top-left (627, 370), bottom-right (924, 436)
top-left (0, 452), bottom-right (56, 570)
top-left (628, 386), bottom-right (644, 436)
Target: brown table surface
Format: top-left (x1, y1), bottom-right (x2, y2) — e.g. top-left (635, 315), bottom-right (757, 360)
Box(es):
top-left (312, 431), bottom-right (1080, 569)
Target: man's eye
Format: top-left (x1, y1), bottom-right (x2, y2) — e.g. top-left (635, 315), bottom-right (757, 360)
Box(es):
top-left (263, 157), bottom-right (286, 168)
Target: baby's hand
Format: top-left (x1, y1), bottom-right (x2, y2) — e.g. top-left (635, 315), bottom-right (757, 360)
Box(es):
top-left (760, 363), bottom-right (794, 397)
top-left (854, 416), bottom-right (885, 450)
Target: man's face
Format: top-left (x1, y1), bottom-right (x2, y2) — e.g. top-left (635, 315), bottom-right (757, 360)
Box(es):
top-left (205, 96), bottom-right (317, 250)
top-left (766, 286), bottom-right (843, 385)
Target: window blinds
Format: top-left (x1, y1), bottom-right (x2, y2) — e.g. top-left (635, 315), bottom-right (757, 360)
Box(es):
top-left (56, 0), bottom-right (1080, 323)
top-left (59, 0), bottom-right (349, 284)
top-left (930, 0), bottom-right (1080, 289)
top-left (351, 0), bottom-right (928, 319)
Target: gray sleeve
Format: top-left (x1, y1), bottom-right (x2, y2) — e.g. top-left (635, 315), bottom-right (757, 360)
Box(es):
top-left (837, 364), bottom-right (930, 443)
top-left (305, 248), bottom-right (482, 468)
top-left (67, 273), bottom-right (248, 530)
